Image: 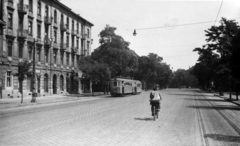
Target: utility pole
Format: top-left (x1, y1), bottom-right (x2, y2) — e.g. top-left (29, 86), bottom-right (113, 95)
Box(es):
top-left (0, 0), bottom-right (6, 99)
top-left (31, 39), bottom-right (37, 102)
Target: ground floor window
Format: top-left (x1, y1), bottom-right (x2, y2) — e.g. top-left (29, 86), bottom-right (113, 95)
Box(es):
top-left (6, 71), bottom-right (12, 87)
top-left (44, 74), bottom-right (48, 92)
top-left (60, 75), bottom-right (64, 91)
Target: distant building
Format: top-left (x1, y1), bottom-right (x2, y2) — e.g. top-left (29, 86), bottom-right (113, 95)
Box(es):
top-left (0, 0), bottom-right (93, 98)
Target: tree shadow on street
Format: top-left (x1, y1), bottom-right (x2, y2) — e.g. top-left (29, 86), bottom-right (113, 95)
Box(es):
top-left (168, 93), bottom-right (202, 97)
top-left (134, 117), bottom-right (154, 121)
top-left (187, 105), bottom-right (240, 111)
top-left (205, 134), bottom-right (240, 142)
top-left (185, 98), bottom-right (229, 103)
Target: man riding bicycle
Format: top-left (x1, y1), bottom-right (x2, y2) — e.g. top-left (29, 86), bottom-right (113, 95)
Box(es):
top-left (150, 87), bottom-right (162, 116)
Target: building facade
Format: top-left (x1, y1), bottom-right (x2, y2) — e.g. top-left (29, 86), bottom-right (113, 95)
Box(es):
top-left (0, 0), bottom-right (93, 98)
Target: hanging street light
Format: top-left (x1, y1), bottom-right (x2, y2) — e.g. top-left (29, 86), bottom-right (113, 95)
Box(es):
top-left (133, 29), bottom-right (137, 36)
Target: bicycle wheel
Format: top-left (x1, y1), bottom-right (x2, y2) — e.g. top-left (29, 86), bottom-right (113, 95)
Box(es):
top-left (153, 107), bottom-right (156, 121)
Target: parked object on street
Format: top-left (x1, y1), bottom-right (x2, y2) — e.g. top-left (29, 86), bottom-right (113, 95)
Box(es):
top-left (110, 77), bottom-right (142, 96)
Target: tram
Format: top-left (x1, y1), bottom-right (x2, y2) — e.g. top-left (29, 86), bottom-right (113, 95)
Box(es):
top-left (110, 78), bottom-right (142, 96)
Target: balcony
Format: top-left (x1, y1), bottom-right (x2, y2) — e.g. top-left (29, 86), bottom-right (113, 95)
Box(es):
top-left (36, 38), bottom-right (43, 45)
top-left (27, 35), bottom-right (34, 42)
top-left (18, 4), bottom-right (28, 14)
top-left (71, 29), bottom-right (77, 36)
top-left (5, 27), bottom-right (16, 38)
top-left (17, 29), bottom-right (28, 39)
top-left (53, 42), bottom-right (59, 49)
top-left (44, 16), bottom-right (52, 25)
top-left (28, 11), bottom-right (34, 18)
top-left (72, 47), bottom-right (78, 53)
top-left (37, 15), bottom-right (42, 22)
top-left (76, 31), bottom-right (81, 38)
top-left (60, 23), bottom-right (67, 31)
top-left (44, 37), bottom-right (51, 46)
top-left (60, 43), bottom-right (67, 50)
top-left (7, 0), bottom-right (14, 10)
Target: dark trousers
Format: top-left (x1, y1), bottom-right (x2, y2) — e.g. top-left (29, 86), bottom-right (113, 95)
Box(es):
top-left (151, 101), bottom-right (160, 114)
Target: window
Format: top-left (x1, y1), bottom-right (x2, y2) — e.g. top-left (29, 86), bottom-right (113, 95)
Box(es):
top-left (8, 12), bottom-right (13, 28)
top-left (19, 43), bottom-right (24, 58)
top-left (18, 16), bottom-right (23, 30)
top-left (76, 39), bottom-right (79, 48)
top-left (37, 47), bottom-right (41, 62)
top-left (6, 71), bottom-right (12, 87)
top-left (28, 45), bottom-right (32, 60)
top-left (54, 10), bottom-right (57, 23)
top-left (28, 20), bottom-right (33, 35)
top-left (72, 20), bottom-right (74, 30)
top-left (45, 48), bottom-right (49, 62)
top-left (53, 50), bottom-right (57, 64)
top-left (66, 53), bottom-right (69, 65)
top-left (7, 40), bottom-right (13, 57)
top-left (72, 36), bottom-right (74, 47)
top-left (45, 6), bottom-right (48, 17)
top-left (60, 75), bottom-right (64, 91)
top-left (29, 0), bottom-right (33, 12)
top-left (77, 23), bottom-right (79, 33)
top-left (37, 1), bottom-right (41, 15)
top-left (61, 14), bottom-right (64, 24)
top-left (45, 24), bottom-right (49, 38)
top-left (66, 35), bottom-right (69, 47)
top-left (37, 23), bottom-right (41, 38)
top-left (54, 29), bottom-right (57, 43)
top-left (60, 53), bottom-right (64, 65)
top-left (87, 29), bottom-right (90, 38)
top-left (66, 17), bottom-right (69, 29)
top-left (72, 54), bottom-right (74, 65)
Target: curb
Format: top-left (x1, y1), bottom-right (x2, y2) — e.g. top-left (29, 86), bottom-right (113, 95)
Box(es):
top-left (0, 95), bottom-right (108, 114)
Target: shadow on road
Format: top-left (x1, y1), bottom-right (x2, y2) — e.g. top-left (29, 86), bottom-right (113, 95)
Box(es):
top-left (204, 134), bottom-right (240, 142)
top-left (168, 94), bottom-right (201, 97)
top-left (185, 98), bottom-right (229, 103)
top-left (134, 117), bottom-right (154, 121)
top-left (187, 105), bottom-right (240, 111)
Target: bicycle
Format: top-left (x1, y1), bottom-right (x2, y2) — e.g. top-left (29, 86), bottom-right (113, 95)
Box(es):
top-left (151, 101), bottom-right (160, 121)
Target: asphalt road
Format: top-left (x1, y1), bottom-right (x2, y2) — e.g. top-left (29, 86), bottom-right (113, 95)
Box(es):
top-left (0, 89), bottom-right (240, 146)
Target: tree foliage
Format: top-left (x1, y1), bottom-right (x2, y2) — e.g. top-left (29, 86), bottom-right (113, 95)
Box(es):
top-left (92, 25), bottom-right (138, 77)
top-left (192, 17), bottom-right (240, 94)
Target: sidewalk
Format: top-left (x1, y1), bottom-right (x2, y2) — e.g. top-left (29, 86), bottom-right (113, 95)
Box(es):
top-left (0, 92), bottom-right (109, 110)
top-left (213, 92), bottom-right (240, 106)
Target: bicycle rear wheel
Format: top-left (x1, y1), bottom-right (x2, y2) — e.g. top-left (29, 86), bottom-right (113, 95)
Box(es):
top-left (153, 107), bottom-right (156, 121)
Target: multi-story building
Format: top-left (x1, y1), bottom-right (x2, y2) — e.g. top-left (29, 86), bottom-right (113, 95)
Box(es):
top-left (0, 0), bottom-right (93, 99)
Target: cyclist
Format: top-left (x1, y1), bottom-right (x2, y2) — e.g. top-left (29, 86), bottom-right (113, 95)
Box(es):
top-left (150, 87), bottom-right (162, 116)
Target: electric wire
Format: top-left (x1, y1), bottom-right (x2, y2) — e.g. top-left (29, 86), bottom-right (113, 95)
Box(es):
top-left (214, 1), bottom-right (223, 26)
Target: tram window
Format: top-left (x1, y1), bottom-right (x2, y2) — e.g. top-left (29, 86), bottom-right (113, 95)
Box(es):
top-left (113, 81), bottom-right (117, 86)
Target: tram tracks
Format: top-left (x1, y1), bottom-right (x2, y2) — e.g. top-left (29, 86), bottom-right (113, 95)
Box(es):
top-left (194, 91), bottom-right (240, 146)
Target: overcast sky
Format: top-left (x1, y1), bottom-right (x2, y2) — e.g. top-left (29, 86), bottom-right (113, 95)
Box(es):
top-left (60, 0), bottom-right (240, 71)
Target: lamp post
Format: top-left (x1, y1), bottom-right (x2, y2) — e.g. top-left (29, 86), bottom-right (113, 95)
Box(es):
top-left (31, 39), bottom-right (37, 102)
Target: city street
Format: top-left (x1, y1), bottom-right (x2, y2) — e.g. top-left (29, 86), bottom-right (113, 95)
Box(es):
top-left (0, 89), bottom-right (240, 146)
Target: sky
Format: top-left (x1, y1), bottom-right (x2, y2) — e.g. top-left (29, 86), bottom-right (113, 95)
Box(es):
top-left (60, 0), bottom-right (240, 71)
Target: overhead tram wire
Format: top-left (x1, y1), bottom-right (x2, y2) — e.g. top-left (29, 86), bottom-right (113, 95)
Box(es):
top-left (214, 1), bottom-right (223, 26)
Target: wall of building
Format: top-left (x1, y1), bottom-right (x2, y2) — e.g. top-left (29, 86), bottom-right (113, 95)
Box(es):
top-left (0, 0), bottom-right (93, 99)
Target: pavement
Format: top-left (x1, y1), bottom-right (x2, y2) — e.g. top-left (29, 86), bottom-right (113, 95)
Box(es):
top-left (0, 90), bottom-right (239, 111)
top-left (212, 92), bottom-right (240, 106)
top-left (0, 92), bottom-right (109, 111)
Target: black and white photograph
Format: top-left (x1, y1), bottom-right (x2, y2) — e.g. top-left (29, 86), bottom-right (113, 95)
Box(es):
top-left (0, 0), bottom-right (240, 145)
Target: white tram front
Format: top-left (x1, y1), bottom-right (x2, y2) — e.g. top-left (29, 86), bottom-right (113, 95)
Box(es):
top-left (110, 78), bottom-right (142, 96)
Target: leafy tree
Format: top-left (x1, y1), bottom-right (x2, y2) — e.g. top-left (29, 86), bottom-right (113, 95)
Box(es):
top-left (92, 25), bottom-right (138, 78)
top-left (78, 56), bottom-right (111, 94)
top-left (15, 60), bottom-right (32, 103)
top-left (193, 18), bottom-right (239, 95)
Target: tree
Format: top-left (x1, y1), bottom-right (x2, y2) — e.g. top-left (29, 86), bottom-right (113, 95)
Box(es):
top-left (78, 56), bottom-right (111, 94)
top-left (92, 25), bottom-right (138, 78)
top-left (193, 18), bottom-right (239, 95)
top-left (15, 60), bottom-right (32, 103)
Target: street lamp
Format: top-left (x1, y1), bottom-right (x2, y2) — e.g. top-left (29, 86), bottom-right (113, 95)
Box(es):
top-left (133, 29), bottom-right (137, 36)
top-left (31, 39), bottom-right (37, 102)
